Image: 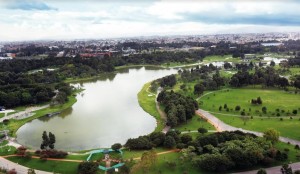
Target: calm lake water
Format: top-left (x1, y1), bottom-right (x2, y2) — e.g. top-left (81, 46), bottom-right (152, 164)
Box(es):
top-left (16, 67), bottom-right (177, 151)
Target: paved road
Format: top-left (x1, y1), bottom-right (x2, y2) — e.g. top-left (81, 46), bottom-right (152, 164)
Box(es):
top-left (0, 105), bottom-right (49, 122)
top-left (196, 109), bottom-right (300, 146)
top-left (234, 162), bottom-right (300, 174)
top-left (0, 157), bottom-right (52, 174)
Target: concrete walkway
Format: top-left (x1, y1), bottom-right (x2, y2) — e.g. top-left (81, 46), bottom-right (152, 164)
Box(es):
top-left (234, 162), bottom-right (300, 174)
top-left (0, 156), bottom-right (52, 174)
top-left (196, 109), bottom-right (300, 146)
top-left (0, 105), bottom-right (49, 122)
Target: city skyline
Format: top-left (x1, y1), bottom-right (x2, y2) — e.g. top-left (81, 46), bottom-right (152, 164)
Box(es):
top-left (1, 0), bottom-right (300, 41)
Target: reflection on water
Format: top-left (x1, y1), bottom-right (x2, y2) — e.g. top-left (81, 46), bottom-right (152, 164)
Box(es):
top-left (16, 67), bottom-right (177, 151)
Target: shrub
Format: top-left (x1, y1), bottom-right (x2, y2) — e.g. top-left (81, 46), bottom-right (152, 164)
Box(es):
top-left (262, 107), bottom-right (267, 114)
top-left (198, 127), bottom-right (208, 134)
top-left (78, 162), bottom-right (98, 174)
top-left (293, 110), bottom-right (298, 115)
top-left (39, 149), bottom-right (67, 158)
top-left (257, 168), bottom-right (267, 174)
top-left (295, 145), bottom-right (300, 150)
top-left (111, 143), bottom-right (122, 151)
top-left (235, 105), bottom-right (241, 111)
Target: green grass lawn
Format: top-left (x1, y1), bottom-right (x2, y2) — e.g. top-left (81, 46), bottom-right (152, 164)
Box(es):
top-left (0, 113), bottom-right (4, 119)
top-left (7, 156), bottom-right (80, 174)
top-left (0, 140), bottom-right (8, 146)
top-left (138, 82), bottom-right (165, 132)
top-left (214, 113), bottom-right (300, 140)
top-left (201, 88), bottom-right (300, 117)
top-left (0, 146), bottom-right (16, 156)
top-left (202, 55), bottom-right (241, 63)
top-left (176, 115), bottom-right (215, 132)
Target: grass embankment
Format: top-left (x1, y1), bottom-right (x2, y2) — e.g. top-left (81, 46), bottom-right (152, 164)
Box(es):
top-left (1, 89), bottom-right (84, 137)
top-left (138, 82), bottom-right (164, 132)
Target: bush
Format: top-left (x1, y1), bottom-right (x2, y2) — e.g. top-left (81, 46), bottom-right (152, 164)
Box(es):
top-left (39, 149), bottom-right (67, 158)
top-left (193, 154), bottom-right (234, 172)
top-left (235, 106), bottom-right (241, 111)
top-left (295, 145), bottom-right (300, 150)
top-left (180, 134), bottom-right (192, 144)
top-left (111, 143), bottom-right (122, 151)
top-left (164, 136), bottom-right (176, 148)
top-left (78, 162), bottom-right (98, 174)
top-left (262, 107), bottom-right (267, 114)
top-left (257, 168), bottom-right (267, 174)
top-left (198, 127), bottom-right (208, 134)
top-left (293, 110), bottom-right (298, 115)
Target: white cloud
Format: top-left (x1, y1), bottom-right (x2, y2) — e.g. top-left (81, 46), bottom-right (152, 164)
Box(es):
top-left (0, 0), bottom-right (300, 41)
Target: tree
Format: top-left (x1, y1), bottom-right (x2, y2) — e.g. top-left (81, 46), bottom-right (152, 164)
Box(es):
top-left (78, 162), bottom-right (98, 174)
top-left (235, 105), bottom-right (241, 111)
top-left (257, 168), bottom-right (267, 174)
top-left (41, 131), bottom-right (49, 149)
top-left (263, 129), bottom-right (280, 144)
top-left (180, 134), bottom-right (192, 144)
top-left (198, 127), bottom-right (208, 135)
top-left (270, 61), bottom-right (275, 67)
top-left (27, 169), bottom-right (36, 174)
top-left (48, 132), bottom-right (56, 149)
top-left (164, 136), bottom-right (176, 148)
top-left (280, 163), bottom-right (293, 174)
top-left (140, 150), bottom-right (157, 172)
top-left (262, 106), bottom-right (267, 114)
top-left (111, 143), bottom-right (122, 151)
top-left (194, 83), bottom-right (205, 96)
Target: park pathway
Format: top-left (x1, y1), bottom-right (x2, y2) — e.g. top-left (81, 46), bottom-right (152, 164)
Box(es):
top-left (196, 109), bottom-right (300, 146)
top-left (234, 162), bottom-right (300, 174)
top-left (0, 156), bottom-right (52, 174)
top-left (0, 105), bottom-right (49, 122)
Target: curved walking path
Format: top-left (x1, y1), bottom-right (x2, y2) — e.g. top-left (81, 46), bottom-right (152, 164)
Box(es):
top-left (196, 109), bottom-right (300, 146)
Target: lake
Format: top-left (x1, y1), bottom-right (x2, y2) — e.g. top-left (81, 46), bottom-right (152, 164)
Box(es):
top-left (16, 66), bottom-right (177, 151)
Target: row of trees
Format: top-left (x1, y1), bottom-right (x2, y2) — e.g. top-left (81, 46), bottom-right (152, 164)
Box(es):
top-left (230, 67), bottom-right (290, 88)
top-left (125, 130), bottom-right (196, 150)
top-left (157, 90), bottom-right (198, 127)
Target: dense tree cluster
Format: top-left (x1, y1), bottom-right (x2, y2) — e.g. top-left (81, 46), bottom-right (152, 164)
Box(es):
top-left (185, 131), bottom-right (288, 172)
top-left (157, 91), bottom-right (198, 127)
top-left (230, 67), bottom-right (289, 88)
top-left (158, 74), bottom-right (177, 88)
top-left (0, 71), bottom-right (71, 108)
top-left (125, 130), bottom-right (194, 150)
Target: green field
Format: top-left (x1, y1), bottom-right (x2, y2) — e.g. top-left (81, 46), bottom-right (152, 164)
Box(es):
top-left (7, 157), bottom-right (80, 174)
top-left (202, 55), bottom-right (241, 63)
top-left (201, 88), bottom-right (300, 117)
top-left (214, 113), bottom-right (300, 140)
top-left (176, 115), bottom-right (215, 132)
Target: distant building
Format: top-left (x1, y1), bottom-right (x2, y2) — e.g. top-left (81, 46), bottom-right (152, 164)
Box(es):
top-left (261, 43), bottom-right (283, 47)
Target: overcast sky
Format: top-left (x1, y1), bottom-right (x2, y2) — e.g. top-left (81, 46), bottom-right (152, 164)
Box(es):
top-left (1, 0), bottom-right (300, 41)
